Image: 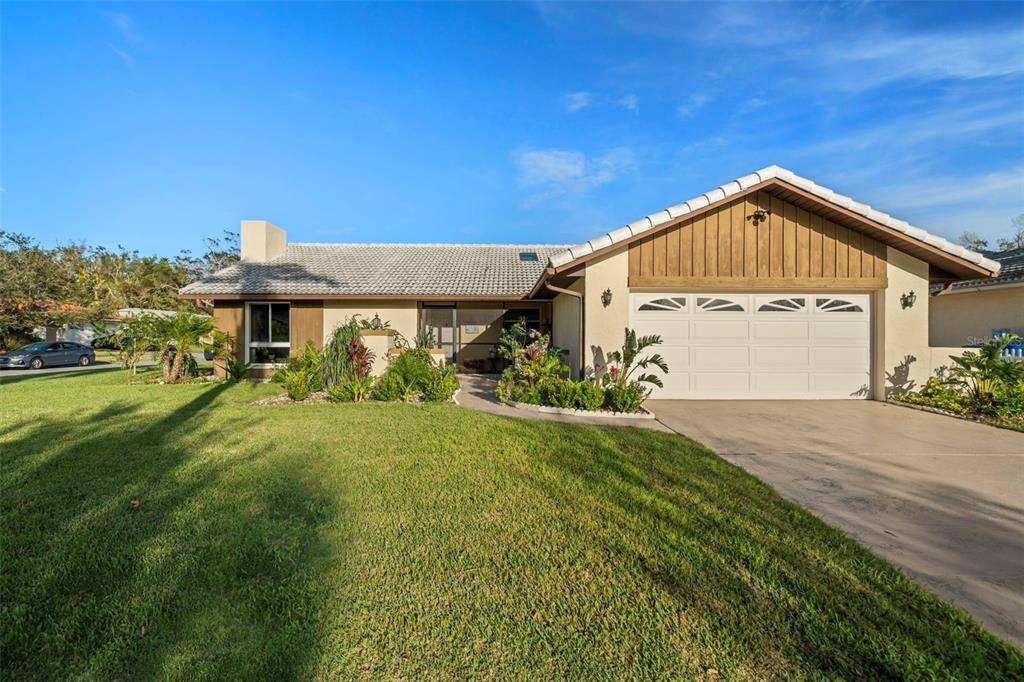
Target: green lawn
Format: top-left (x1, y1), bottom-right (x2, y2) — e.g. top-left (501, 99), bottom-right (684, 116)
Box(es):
top-left (2, 369), bottom-right (1020, 680)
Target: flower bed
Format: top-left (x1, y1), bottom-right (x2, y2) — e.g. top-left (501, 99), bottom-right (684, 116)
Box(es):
top-left (890, 336), bottom-right (1024, 433)
top-left (508, 400), bottom-right (655, 420)
top-left (269, 317), bottom-right (460, 405)
top-left (493, 320), bottom-right (667, 416)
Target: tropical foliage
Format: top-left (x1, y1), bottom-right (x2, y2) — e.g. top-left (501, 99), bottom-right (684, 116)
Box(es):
top-left (496, 325), bottom-right (668, 414)
top-left (895, 335), bottom-right (1024, 431)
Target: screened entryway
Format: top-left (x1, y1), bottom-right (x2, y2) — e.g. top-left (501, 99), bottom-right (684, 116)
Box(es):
top-left (418, 302), bottom-right (551, 373)
top-left (629, 292), bottom-right (872, 399)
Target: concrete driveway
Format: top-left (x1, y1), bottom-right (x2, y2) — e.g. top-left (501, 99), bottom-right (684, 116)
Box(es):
top-left (648, 399), bottom-right (1024, 645)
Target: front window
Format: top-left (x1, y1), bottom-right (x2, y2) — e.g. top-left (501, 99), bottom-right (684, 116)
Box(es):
top-left (248, 302), bottom-right (290, 364)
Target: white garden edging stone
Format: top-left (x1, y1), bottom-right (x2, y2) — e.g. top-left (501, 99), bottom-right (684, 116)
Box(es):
top-left (508, 400), bottom-right (655, 420)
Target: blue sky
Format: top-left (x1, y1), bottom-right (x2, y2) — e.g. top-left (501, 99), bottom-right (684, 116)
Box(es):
top-left (3, 2), bottom-right (1022, 257)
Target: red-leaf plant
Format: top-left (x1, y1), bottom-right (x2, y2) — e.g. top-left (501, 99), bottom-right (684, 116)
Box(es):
top-left (347, 338), bottom-right (375, 379)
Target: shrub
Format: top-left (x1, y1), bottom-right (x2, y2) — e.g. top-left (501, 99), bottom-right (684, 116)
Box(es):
top-left (222, 357), bottom-right (250, 383)
top-left (496, 368), bottom-right (516, 404)
top-left (605, 382), bottom-right (648, 414)
top-left (540, 378), bottom-right (579, 409)
top-left (511, 383), bottom-right (543, 405)
top-left (495, 319), bottom-right (568, 404)
top-left (388, 348), bottom-right (435, 388)
top-left (282, 368), bottom-right (315, 401)
top-left (993, 381), bottom-right (1024, 419)
top-left (372, 371), bottom-right (415, 402)
top-left (899, 378), bottom-right (970, 414)
top-left (275, 342), bottom-right (324, 391)
top-left (327, 375), bottom-right (374, 403)
top-left (422, 365), bottom-right (460, 402)
top-left (576, 380), bottom-right (605, 411)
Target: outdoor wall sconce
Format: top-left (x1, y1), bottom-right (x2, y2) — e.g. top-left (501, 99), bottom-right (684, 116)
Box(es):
top-left (900, 290), bottom-right (917, 309)
top-left (751, 209), bottom-right (771, 225)
top-left (370, 313), bottom-right (383, 329)
top-left (601, 288), bottom-right (613, 308)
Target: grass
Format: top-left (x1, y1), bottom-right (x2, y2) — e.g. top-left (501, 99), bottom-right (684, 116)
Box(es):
top-left (2, 369), bottom-right (1020, 680)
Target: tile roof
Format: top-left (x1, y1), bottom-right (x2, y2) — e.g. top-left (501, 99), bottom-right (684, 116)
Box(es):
top-left (548, 165), bottom-right (1002, 275)
top-left (179, 243), bottom-right (571, 298)
top-left (932, 247), bottom-right (1024, 293)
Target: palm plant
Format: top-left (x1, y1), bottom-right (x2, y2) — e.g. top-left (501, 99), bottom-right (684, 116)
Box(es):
top-left (605, 328), bottom-right (668, 390)
top-left (154, 313), bottom-right (214, 383)
top-left (948, 334), bottom-right (1024, 403)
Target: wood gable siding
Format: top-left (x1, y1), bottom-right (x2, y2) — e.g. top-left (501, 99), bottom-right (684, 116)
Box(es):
top-left (628, 191), bottom-right (888, 289)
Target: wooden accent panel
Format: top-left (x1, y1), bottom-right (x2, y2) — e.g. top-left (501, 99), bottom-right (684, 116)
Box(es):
top-left (212, 301), bottom-right (243, 378)
top-left (290, 300), bottom-right (324, 351)
top-left (213, 301), bottom-right (244, 363)
top-left (629, 195), bottom-right (888, 289)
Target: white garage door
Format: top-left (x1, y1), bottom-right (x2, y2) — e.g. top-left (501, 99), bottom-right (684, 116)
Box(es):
top-left (629, 293), bottom-right (871, 399)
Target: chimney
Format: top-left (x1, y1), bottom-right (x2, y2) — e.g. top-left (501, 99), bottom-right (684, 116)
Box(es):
top-left (240, 220), bottom-right (287, 262)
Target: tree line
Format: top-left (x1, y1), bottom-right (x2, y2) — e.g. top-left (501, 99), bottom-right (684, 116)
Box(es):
top-left (0, 230), bottom-right (238, 349)
top-left (958, 214), bottom-right (1024, 253)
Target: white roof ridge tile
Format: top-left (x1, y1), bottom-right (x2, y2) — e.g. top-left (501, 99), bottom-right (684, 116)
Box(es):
top-left (289, 242), bottom-right (574, 248)
top-left (547, 165), bottom-right (1001, 274)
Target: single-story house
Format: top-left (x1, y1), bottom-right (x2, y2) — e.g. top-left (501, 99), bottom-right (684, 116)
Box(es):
top-left (929, 247), bottom-right (1023, 347)
top-left (179, 165), bottom-right (1001, 400)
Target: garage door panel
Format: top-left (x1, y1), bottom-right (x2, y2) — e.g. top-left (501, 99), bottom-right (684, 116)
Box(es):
top-left (812, 346), bottom-right (869, 368)
top-left (693, 320), bottom-right (749, 340)
top-left (753, 372), bottom-right (811, 393)
top-left (694, 346), bottom-right (748, 368)
top-left (813, 321), bottom-right (870, 340)
top-left (630, 291), bottom-right (871, 399)
top-left (753, 320), bottom-right (810, 340)
top-left (754, 346), bottom-right (810, 367)
top-left (656, 346), bottom-right (690, 369)
top-left (694, 372), bottom-right (750, 393)
top-left (653, 371), bottom-right (690, 395)
top-left (632, 320), bottom-right (690, 342)
top-left (813, 373), bottom-right (871, 396)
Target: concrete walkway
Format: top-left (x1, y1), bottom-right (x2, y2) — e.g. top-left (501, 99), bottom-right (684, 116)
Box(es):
top-left (650, 399), bottom-right (1024, 645)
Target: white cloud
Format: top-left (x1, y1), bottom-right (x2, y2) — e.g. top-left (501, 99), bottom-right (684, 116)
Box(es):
top-left (676, 94), bottom-right (712, 119)
top-left (100, 10), bottom-right (141, 44)
top-left (822, 28), bottom-right (1024, 91)
top-left (109, 45), bottom-right (134, 65)
top-left (617, 94), bottom-right (639, 114)
top-left (561, 91), bottom-right (592, 113)
top-left (515, 147), bottom-right (635, 197)
top-left (872, 166), bottom-right (1024, 213)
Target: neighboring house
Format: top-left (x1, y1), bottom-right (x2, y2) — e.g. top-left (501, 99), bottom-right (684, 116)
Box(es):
top-left (179, 165), bottom-right (1001, 400)
top-left (37, 308), bottom-right (181, 345)
top-left (929, 247), bottom-right (1024, 347)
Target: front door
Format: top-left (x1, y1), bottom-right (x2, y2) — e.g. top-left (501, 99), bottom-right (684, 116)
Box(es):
top-left (420, 306), bottom-right (457, 365)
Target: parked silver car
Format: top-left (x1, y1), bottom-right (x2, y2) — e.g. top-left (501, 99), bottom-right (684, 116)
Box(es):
top-left (0, 342), bottom-right (96, 370)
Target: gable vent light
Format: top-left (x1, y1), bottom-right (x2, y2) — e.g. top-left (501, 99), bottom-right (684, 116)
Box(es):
top-left (519, 251), bottom-right (539, 262)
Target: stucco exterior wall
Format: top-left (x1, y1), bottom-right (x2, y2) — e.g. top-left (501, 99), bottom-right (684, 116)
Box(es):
top-left (582, 246), bottom-right (630, 377)
top-left (929, 286), bottom-right (1024, 347)
top-left (322, 301), bottom-right (419, 346)
top-left (551, 279), bottom-right (583, 377)
top-left (872, 247), bottom-right (932, 399)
